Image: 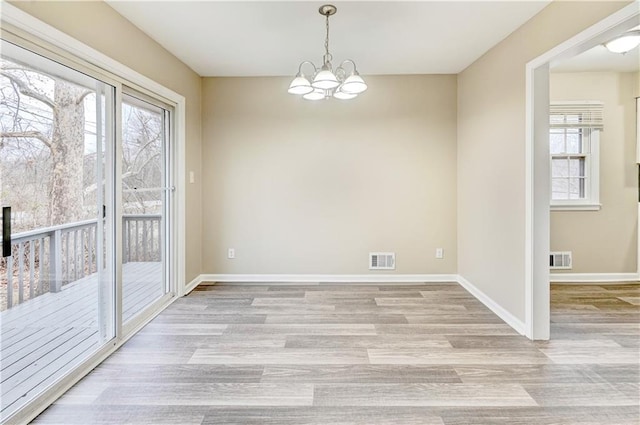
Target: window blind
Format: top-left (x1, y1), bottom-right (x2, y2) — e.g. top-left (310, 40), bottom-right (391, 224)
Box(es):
top-left (550, 101), bottom-right (604, 130)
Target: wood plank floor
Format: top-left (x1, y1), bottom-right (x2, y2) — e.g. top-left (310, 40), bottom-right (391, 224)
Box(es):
top-left (0, 262), bottom-right (163, 422)
top-left (31, 282), bottom-right (640, 424)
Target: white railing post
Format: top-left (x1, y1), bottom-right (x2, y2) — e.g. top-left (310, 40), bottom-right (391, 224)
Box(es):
top-left (18, 242), bottom-right (24, 304)
top-left (38, 238), bottom-right (44, 295)
top-left (49, 229), bottom-right (62, 292)
top-left (123, 218), bottom-right (128, 264)
top-left (7, 255), bottom-right (13, 308)
top-left (29, 240), bottom-right (35, 299)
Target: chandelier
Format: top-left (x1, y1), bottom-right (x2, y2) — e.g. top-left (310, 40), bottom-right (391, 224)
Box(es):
top-left (288, 4), bottom-right (367, 100)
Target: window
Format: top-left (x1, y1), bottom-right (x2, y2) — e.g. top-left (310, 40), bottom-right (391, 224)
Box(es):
top-left (550, 102), bottom-right (603, 210)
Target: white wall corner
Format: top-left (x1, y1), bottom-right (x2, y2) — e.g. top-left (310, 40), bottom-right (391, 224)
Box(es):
top-left (550, 273), bottom-right (640, 283)
top-left (456, 275), bottom-right (526, 336)
top-left (184, 274), bottom-right (203, 295)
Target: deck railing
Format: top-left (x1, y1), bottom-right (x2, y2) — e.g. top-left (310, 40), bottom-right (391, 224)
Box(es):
top-left (0, 214), bottom-right (161, 311)
top-left (122, 214), bottom-right (162, 263)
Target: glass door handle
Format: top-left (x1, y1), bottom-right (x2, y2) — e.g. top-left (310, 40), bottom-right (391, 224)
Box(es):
top-left (2, 206), bottom-right (11, 257)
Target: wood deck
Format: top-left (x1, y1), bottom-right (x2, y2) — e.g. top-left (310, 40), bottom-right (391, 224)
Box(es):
top-left (0, 262), bottom-right (163, 421)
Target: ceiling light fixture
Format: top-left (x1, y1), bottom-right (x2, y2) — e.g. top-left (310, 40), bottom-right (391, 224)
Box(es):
top-left (288, 4), bottom-right (367, 100)
top-left (603, 30), bottom-right (640, 54)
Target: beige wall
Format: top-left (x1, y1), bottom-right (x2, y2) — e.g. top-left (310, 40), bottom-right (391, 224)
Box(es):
top-left (457, 1), bottom-right (630, 321)
top-left (9, 1), bottom-right (203, 283)
top-left (202, 75), bottom-right (457, 275)
top-left (550, 71), bottom-right (638, 274)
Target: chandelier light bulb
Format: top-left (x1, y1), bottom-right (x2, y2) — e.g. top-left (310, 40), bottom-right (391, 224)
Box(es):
top-left (288, 4), bottom-right (366, 101)
top-left (604, 30), bottom-right (640, 54)
top-left (303, 89), bottom-right (326, 101)
top-left (312, 67), bottom-right (340, 90)
top-left (333, 90), bottom-right (357, 100)
top-left (341, 73), bottom-right (368, 94)
top-left (288, 75), bottom-right (313, 95)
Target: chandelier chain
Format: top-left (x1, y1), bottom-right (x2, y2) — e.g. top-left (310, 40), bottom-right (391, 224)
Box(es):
top-left (324, 13), bottom-right (331, 64)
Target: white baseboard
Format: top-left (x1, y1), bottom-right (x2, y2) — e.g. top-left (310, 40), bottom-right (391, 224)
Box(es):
top-left (199, 274), bottom-right (459, 284)
top-left (184, 275), bottom-right (203, 294)
top-left (456, 275), bottom-right (526, 336)
top-left (550, 272), bottom-right (640, 283)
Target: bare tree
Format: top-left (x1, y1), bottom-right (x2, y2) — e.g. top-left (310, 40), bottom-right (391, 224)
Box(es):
top-left (1, 61), bottom-right (165, 230)
top-left (121, 104), bottom-right (163, 214)
top-left (1, 65), bottom-right (91, 225)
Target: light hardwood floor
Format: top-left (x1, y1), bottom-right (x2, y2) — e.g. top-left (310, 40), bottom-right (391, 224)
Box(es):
top-left (32, 282), bottom-right (640, 424)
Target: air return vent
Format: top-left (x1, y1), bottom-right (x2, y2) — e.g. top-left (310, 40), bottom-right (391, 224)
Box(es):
top-left (550, 251), bottom-right (572, 270)
top-left (369, 252), bottom-right (395, 270)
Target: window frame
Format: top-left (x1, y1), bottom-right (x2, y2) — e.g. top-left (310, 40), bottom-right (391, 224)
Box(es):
top-left (549, 103), bottom-right (601, 211)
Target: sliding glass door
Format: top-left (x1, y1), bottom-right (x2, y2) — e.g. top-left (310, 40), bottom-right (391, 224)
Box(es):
top-left (121, 92), bottom-right (172, 324)
top-left (0, 40), bottom-right (174, 421)
top-left (0, 40), bottom-right (116, 420)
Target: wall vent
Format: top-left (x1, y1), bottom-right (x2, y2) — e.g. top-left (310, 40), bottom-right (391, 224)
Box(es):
top-left (369, 252), bottom-right (396, 270)
top-left (550, 251), bottom-right (572, 269)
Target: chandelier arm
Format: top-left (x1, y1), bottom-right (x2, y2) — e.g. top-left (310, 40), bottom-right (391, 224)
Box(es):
top-left (297, 60), bottom-right (318, 76)
top-left (338, 59), bottom-right (358, 74)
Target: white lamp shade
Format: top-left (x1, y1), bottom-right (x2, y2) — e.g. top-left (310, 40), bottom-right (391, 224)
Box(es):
top-left (303, 89), bottom-right (325, 100)
top-left (312, 69), bottom-right (340, 90)
top-left (341, 74), bottom-right (367, 94)
top-left (333, 90), bottom-right (357, 100)
top-left (604, 31), bottom-right (640, 54)
top-left (288, 76), bottom-right (313, 95)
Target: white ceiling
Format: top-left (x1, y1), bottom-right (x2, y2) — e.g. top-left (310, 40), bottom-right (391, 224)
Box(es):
top-left (552, 27), bottom-right (640, 73)
top-left (107, 1), bottom-right (551, 77)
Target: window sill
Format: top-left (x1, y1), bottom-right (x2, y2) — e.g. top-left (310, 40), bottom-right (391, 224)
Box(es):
top-left (551, 203), bottom-right (601, 211)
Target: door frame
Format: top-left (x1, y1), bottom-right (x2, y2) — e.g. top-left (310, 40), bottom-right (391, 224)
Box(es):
top-left (637, 97), bottom-right (640, 281)
top-left (524, 3), bottom-right (640, 340)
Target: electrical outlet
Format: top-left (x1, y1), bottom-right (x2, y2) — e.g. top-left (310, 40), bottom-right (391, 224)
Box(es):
top-left (435, 248), bottom-right (444, 259)
top-left (189, 171), bottom-right (195, 184)
top-left (227, 248), bottom-right (235, 259)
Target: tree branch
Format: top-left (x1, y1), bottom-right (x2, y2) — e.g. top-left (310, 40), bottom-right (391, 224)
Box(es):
top-left (1, 131), bottom-right (52, 149)
top-left (85, 153), bottom-right (160, 196)
top-left (122, 152), bottom-right (160, 181)
top-left (0, 71), bottom-right (56, 109)
top-left (132, 137), bottom-right (160, 166)
top-left (76, 89), bottom-right (94, 104)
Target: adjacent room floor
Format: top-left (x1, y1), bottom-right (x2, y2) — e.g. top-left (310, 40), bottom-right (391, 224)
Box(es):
top-left (32, 282), bottom-right (640, 424)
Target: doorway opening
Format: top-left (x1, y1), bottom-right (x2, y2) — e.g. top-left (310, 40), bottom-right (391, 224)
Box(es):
top-left (525, 3), bottom-right (640, 340)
